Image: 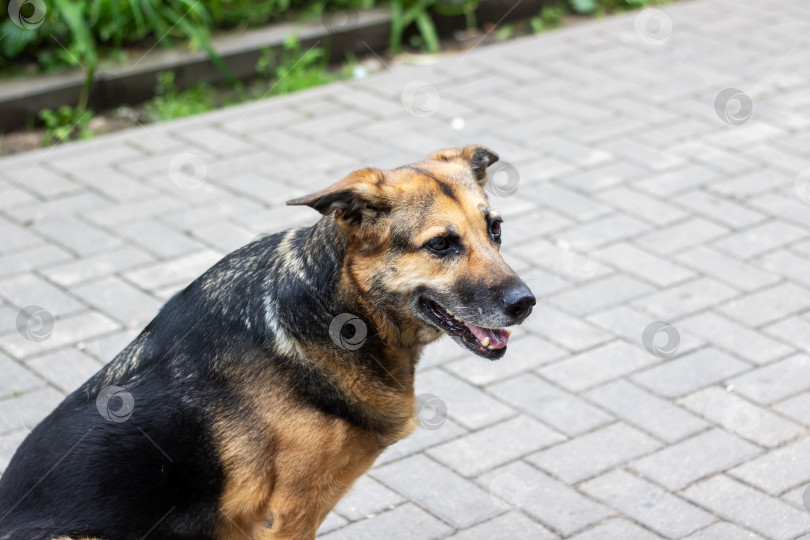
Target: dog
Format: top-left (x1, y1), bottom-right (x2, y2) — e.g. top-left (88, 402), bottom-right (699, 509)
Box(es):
top-left (0, 145), bottom-right (535, 540)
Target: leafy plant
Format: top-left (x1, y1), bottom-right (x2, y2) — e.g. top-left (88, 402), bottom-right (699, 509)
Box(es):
top-left (530, 3), bottom-right (566, 33)
top-left (389, 0), bottom-right (478, 54)
top-left (39, 105), bottom-right (94, 145)
top-left (259, 35), bottom-right (335, 96)
top-left (142, 72), bottom-right (216, 122)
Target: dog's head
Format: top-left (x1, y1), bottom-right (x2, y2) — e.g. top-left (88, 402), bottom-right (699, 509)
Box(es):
top-left (288, 145), bottom-right (535, 360)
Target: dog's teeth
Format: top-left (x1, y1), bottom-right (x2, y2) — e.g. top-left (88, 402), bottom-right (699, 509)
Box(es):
top-left (446, 309), bottom-right (454, 316)
top-left (453, 315), bottom-right (462, 321)
top-left (487, 345), bottom-right (496, 350)
top-left (480, 337), bottom-right (490, 347)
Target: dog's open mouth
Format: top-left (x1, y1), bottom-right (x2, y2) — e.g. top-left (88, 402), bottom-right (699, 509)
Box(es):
top-left (420, 298), bottom-right (510, 360)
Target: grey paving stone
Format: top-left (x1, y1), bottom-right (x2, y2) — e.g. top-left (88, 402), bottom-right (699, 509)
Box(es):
top-left (637, 217), bottom-right (730, 255)
top-left (79, 328), bottom-right (140, 364)
top-left (70, 276), bottom-right (162, 328)
top-left (0, 387), bottom-right (65, 434)
top-left (25, 348), bottom-right (103, 394)
top-left (681, 475), bottom-right (810, 540)
top-left (585, 305), bottom-right (705, 358)
top-left (597, 187), bottom-right (688, 226)
top-left (371, 454), bottom-right (501, 529)
top-left (631, 278), bottom-right (738, 321)
top-left (567, 518), bottom-right (664, 540)
top-left (583, 380), bottom-right (708, 443)
top-left (0, 428), bottom-right (28, 472)
top-left (39, 246), bottom-right (155, 288)
top-left (553, 213), bottom-right (649, 248)
top-left (0, 310), bottom-right (120, 360)
top-left (533, 135), bottom-right (614, 169)
top-left (477, 461), bottom-right (612, 536)
top-left (677, 312), bottom-right (792, 365)
top-left (427, 415), bottom-right (564, 478)
top-left (333, 476), bottom-right (405, 521)
top-left (756, 249), bottom-right (810, 289)
top-left (713, 220), bottom-right (807, 260)
top-left (527, 422), bottom-right (661, 484)
top-left (634, 164), bottom-right (719, 197)
top-left (415, 369), bottom-right (515, 430)
top-left (443, 335), bottom-right (566, 386)
top-left (719, 283), bottom-right (810, 328)
top-left (488, 374), bottom-right (613, 436)
top-left (676, 246), bottom-right (780, 291)
top-left (121, 220), bottom-right (206, 259)
top-left (0, 244), bottom-right (73, 279)
top-left (538, 340), bottom-right (658, 393)
top-left (520, 305), bottom-right (613, 353)
top-left (32, 215), bottom-right (121, 256)
top-left (547, 274), bottom-right (654, 317)
top-left (123, 250), bottom-right (222, 291)
top-left (580, 470), bottom-right (716, 538)
top-left (729, 437), bottom-right (810, 496)
top-left (673, 190), bottom-right (766, 230)
top-left (7, 192), bottom-right (111, 223)
top-left (0, 353), bottom-right (46, 398)
top-left (598, 242), bottom-right (695, 287)
top-left (557, 161), bottom-right (646, 192)
top-left (523, 184), bottom-right (613, 222)
top-left (516, 241), bottom-right (612, 289)
top-left (773, 392), bottom-right (810, 427)
top-left (0, 273), bottom-right (85, 317)
top-left (445, 512), bottom-right (558, 540)
top-left (317, 512), bottom-right (348, 535)
top-left (3, 165), bottom-right (81, 199)
top-left (682, 522), bottom-right (765, 540)
top-left (190, 220), bottom-right (256, 253)
top-left (629, 428), bottom-right (762, 491)
top-left (376, 417), bottom-right (467, 466)
top-left (677, 387), bottom-right (804, 449)
top-left (77, 166), bottom-right (159, 202)
top-left (763, 315), bottom-right (810, 353)
top-left (320, 503), bottom-right (452, 540)
top-left (729, 354), bottom-right (810, 404)
top-left (631, 347), bottom-right (750, 399)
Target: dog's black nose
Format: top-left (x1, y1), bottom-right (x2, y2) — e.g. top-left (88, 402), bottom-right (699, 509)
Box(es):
top-left (503, 285), bottom-right (536, 320)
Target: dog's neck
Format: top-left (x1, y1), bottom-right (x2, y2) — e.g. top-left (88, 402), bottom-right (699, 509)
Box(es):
top-left (265, 216), bottom-right (422, 386)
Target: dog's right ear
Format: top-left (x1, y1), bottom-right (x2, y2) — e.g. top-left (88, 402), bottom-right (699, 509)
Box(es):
top-left (287, 168), bottom-right (389, 228)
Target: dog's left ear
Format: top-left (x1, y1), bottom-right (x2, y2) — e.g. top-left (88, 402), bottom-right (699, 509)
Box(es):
top-left (430, 145), bottom-right (499, 187)
top-left (287, 168), bottom-right (389, 229)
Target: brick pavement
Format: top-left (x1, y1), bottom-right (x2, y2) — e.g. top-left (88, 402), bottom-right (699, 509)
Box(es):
top-left (2, 0), bottom-right (810, 537)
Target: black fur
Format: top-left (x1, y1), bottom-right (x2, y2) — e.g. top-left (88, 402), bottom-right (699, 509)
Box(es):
top-left (0, 216), bottom-right (396, 540)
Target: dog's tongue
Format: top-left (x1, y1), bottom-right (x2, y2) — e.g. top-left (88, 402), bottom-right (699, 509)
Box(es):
top-left (464, 322), bottom-right (510, 349)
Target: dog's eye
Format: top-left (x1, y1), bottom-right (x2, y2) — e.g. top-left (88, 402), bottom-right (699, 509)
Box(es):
top-left (426, 236), bottom-right (451, 253)
top-left (489, 219), bottom-right (502, 240)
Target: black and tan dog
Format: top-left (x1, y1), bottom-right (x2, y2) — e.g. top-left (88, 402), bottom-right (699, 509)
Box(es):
top-left (0, 145), bottom-right (535, 540)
